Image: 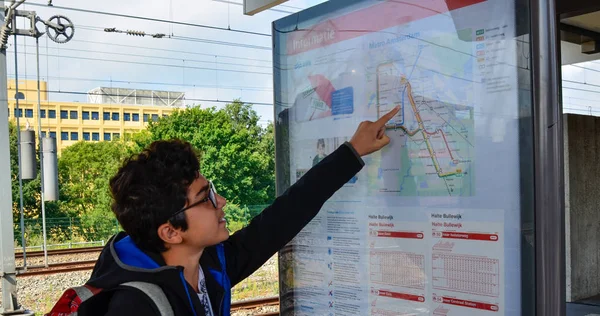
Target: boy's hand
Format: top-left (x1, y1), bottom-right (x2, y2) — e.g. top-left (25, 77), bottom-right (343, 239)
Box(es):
top-left (349, 106), bottom-right (400, 156)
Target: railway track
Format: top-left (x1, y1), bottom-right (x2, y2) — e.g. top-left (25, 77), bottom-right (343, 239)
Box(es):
top-left (17, 260), bottom-right (97, 277)
top-left (15, 248), bottom-right (280, 314)
top-left (15, 246), bottom-right (104, 259)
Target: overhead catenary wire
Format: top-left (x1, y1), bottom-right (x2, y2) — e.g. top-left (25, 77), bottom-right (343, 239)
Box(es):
top-left (26, 1), bottom-right (271, 37)
top-left (70, 39), bottom-right (272, 63)
top-left (76, 25), bottom-right (271, 50)
top-left (7, 73), bottom-right (273, 91)
top-left (6, 87), bottom-right (275, 106)
top-left (12, 43), bottom-right (272, 69)
top-left (9, 50), bottom-right (272, 76)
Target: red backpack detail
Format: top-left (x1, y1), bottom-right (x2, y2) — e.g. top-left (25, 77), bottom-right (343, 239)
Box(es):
top-left (45, 285), bottom-right (102, 316)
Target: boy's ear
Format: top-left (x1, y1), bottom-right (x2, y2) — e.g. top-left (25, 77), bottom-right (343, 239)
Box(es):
top-left (157, 222), bottom-right (183, 246)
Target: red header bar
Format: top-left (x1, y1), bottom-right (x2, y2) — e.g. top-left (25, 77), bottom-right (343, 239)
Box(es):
top-left (377, 231), bottom-right (424, 239)
top-left (377, 290), bottom-right (425, 302)
top-left (441, 232), bottom-right (499, 241)
top-left (440, 296), bottom-right (499, 311)
top-left (286, 0), bottom-right (486, 55)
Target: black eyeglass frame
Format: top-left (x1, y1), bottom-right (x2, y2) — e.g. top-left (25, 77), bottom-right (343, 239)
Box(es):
top-left (169, 181), bottom-right (218, 220)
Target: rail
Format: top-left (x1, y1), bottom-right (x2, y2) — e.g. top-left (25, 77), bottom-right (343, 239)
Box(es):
top-left (15, 246), bottom-right (104, 259)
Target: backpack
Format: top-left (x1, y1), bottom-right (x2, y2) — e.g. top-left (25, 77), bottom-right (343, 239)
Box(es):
top-left (45, 243), bottom-right (231, 316)
top-left (44, 281), bottom-right (174, 316)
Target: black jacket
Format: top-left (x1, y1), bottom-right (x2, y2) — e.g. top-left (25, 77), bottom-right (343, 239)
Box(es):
top-left (78, 143), bottom-right (364, 316)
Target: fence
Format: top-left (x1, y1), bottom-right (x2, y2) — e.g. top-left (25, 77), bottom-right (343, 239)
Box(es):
top-left (13, 217), bottom-right (120, 250)
top-left (12, 204), bottom-right (273, 251)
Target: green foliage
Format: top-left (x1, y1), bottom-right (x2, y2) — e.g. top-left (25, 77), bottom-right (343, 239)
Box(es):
top-left (58, 140), bottom-right (130, 218)
top-left (9, 100), bottom-right (276, 247)
top-left (147, 101), bottom-right (275, 205)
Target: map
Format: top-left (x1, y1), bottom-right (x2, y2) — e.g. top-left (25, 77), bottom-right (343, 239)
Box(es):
top-left (366, 32), bottom-right (476, 197)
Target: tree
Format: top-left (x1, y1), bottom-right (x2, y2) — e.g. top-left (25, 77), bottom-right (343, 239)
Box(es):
top-left (147, 101), bottom-right (275, 206)
top-left (57, 140), bottom-right (130, 240)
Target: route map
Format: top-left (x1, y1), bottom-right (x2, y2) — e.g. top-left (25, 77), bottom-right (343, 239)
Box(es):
top-left (370, 42), bottom-right (475, 197)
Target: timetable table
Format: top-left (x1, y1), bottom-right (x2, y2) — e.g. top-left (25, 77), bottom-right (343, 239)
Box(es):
top-left (369, 250), bottom-right (425, 289)
top-left (432, 253), bottom-right (500, 297)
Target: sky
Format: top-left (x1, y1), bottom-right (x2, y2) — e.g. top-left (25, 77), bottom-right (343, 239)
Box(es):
top-left (6, 0), bottom-right (327, 125)
top-left (7, 0), bottom-right (600, 124)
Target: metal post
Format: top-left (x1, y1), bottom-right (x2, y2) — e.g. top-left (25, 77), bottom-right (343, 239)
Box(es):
top-left (35, 37), bottom-right (48, 267)
top-left (0, 6), bottom-right (32, 315)
top-left (13, 22), bottom-right (26, 269)
top-left (531, 0), bottom-right (566, 315)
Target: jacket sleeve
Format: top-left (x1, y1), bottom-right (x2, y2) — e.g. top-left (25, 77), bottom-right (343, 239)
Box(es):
top-left (223, 142), bottom-right (364, 286)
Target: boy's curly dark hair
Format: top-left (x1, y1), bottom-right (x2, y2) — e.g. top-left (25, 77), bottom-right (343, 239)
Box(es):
top-left (109, 139), bottom-right (200, 252)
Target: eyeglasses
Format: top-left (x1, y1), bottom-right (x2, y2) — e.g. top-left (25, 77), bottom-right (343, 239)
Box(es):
top-left (169, 181), bottom-right (218, 220)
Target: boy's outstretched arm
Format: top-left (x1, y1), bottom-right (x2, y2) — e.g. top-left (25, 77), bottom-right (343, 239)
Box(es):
top-left (222, 106), bottom-right (401, 285)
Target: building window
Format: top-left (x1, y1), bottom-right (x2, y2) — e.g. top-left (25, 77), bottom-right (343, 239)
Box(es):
top-left (83, 132), bottom-right (90, 141)
top-left (70, 111), bottom-right (78, 119)
top-left (103, 112), bottom-right (110, 120)
top-left (143, 114), bottom-right (149, 122)
top-left (49, 132), bottom-right (56, 139)
top-left (132, 113), bottom-right (140, 122)
top-left (40, 109), bottom-right (46, 118)
top-left (48, 110), bottom-right (56, 118)
top-left (124, 113), bottom-right (131, 121)
top-left (71, 132), bottom-right (78, 141)
top-left (112, 112), bottom-right (119, 121)
top-left (60, 110), bottom-right (68, 119)
top-left (113, 133), bottom-right (120, 139)
top-left (14, 108), bottom-right (22, 117)
top-left (61, 132), bottom-right (68, 140)
top-left (82, 111), bottom-right (90, 120)
top-left (25, 109), bottom-right (33, 118)
top-left (152, 114), bottom-right (159, 122)
top-left (41, 131), bottom-right (46, 138)
top-left (104, 133), bottom-right (111, 141)
top-left (92, 132), bottom-right (99, 141)
top-left (92, 112), bottom-right (99, 120)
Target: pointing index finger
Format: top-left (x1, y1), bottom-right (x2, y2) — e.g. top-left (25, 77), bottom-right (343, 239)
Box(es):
top-left (375, 105), bottom-right (401, 128)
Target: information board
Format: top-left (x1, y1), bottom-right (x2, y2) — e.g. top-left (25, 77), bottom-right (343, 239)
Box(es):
top-left (273, 0), bottom-right (531, 314)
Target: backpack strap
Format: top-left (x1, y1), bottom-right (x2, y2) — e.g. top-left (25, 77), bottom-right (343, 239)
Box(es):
top-left (120, 282), bottom-right (174, 316)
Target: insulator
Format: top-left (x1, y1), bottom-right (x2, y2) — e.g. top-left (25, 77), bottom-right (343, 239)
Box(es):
top-left (126, 30), bottom-right (146, 37)
top-left (0, 25), bottom-right (11, 49)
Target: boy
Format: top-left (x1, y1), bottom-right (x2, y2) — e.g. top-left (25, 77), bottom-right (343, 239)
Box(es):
top-left (78, 107), bottom-right (400, 315)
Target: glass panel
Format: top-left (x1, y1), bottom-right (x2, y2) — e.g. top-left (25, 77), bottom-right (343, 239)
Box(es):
top-left (60, 110), bottom-right (68, 119)
top-left (103, 112), bottom-right (110, 120)
top-left (60, 132), bottom-right (68, 140)
top-left (273, 0), bottom-right (534, 315)
top-left (49, 110), bottom-right (56, 118)
top-left (124, 113), bottom-right (131, 121)
top-left (70, 111), bottom-right (78, 119)
top-left (132, 113), bottom-right (140, 121)
top-left (92, 133), bottom-right (99, 141)
top-left (25, 109), bottom-right (33, 118)
top-left (104, 133), bottom-right (111, 141)
top-left (112, 113), bottom-right (119, 121)
top-left (82, 112), bottom-right (90, 120)
top-left (92, 112), bottom-right (99, 120)
top-left (83, 132), bottom-right (90, 141)
top-left (40, 109), bottom-right (46, 118)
